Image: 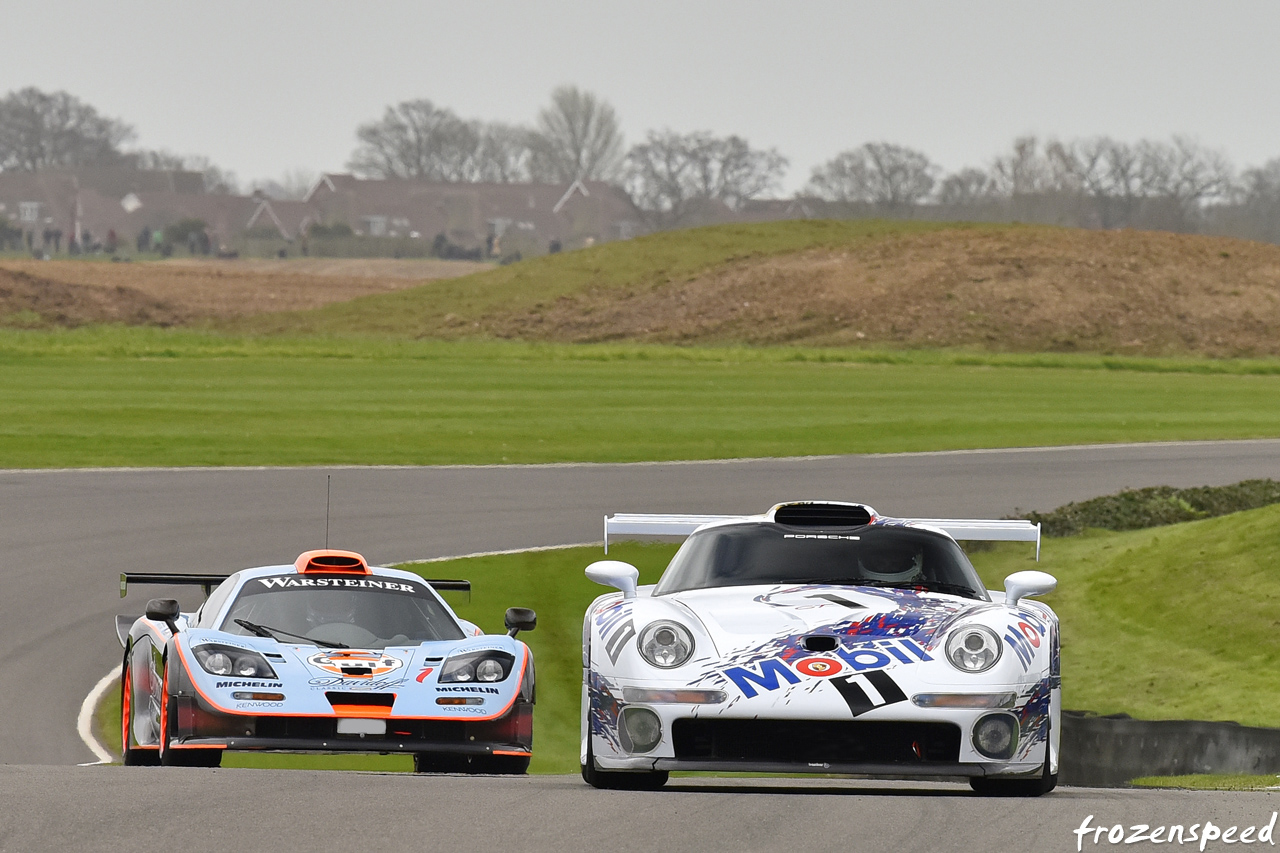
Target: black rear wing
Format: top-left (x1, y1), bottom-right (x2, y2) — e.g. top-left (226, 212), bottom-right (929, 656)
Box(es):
top-left (119, 572), bottom-right (472, 598)
top-left (120, 573), bottom-right (229, 598)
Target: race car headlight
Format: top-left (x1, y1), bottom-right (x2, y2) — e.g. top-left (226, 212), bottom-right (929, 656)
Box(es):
top-left (637, 620), bottom-right (694, 669)
top-left (945, 625), bottom-right (1002, 673)
top-left (192, 644), bottom-right (278, 679)
top-left (439, 650), bottom-right (515, 683)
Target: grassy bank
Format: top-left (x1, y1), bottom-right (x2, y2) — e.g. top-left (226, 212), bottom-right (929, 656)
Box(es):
top-left (5, 329), bottom-right (1280, 467)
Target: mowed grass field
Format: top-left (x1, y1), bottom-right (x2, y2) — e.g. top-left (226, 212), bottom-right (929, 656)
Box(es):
top-left (5, 328), bottom-right (1280, 467)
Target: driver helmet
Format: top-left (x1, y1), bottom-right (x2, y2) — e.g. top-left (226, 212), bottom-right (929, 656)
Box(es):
top-left (859, 545), bottom-right (924, 583)
top-left (304, 592), bottom-right (358, 628)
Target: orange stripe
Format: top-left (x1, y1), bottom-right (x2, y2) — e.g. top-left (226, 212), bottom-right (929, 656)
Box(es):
top-left (491, 750), bottom-right (532, 757)
top-left (329, 705), bottom-right (393, 718)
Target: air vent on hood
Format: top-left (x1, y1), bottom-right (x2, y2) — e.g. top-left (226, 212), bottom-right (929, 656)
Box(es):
top-left (773, 503), bottom-right (874, 527)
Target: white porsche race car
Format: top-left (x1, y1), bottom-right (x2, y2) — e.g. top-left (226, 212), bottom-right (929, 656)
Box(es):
top-left (580, 501), bottom-right (1059, 795)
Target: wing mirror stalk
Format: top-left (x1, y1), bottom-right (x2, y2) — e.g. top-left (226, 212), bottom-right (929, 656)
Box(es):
top-left (585, 560), bottom-right (640, 599)
top-left (145, 598), bottom-right (181, 635)
top-left (505, 607), bottom-right (537, 637)
top-left (1004, 571), bottom-right (1057, 606)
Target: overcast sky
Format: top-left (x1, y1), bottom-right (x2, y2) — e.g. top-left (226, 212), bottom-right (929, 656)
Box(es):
top-left (4, 0), bottom-right (1278, 193)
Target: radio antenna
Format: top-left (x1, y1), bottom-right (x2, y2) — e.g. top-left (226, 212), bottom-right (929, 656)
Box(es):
top-left (325, 475), bottom-right (331, 549)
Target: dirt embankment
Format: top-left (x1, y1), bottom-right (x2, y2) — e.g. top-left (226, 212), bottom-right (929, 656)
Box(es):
top-left (0, 257), bottom-right (489, 327)
top-left (5, 228), bottom-right (1280, 357)
top-left (490, 228), bottom-right (1280, 357)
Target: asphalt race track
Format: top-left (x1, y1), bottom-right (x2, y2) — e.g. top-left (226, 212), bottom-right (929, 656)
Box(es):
top-left (3, 439), bottom-right (1280, 851)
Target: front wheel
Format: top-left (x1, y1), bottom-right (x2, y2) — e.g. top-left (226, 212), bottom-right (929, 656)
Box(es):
top-left (158, 673), bottom-right (221, 768)
top-left (120, 664), bottom-right (159, 766)
top-left (969, 721), bottom-right (1057, 797)
top-left (581, 740), bottom-right (668, 790)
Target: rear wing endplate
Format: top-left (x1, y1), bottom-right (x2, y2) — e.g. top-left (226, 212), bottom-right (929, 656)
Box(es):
top-left (604, 514), bottom-right (1041, 560)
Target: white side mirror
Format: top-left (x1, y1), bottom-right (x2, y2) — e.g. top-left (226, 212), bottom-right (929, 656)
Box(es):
top-left (585, 560), bottom-right (640, 599)
top-left (1004, 570), bottom-right (1057, 606)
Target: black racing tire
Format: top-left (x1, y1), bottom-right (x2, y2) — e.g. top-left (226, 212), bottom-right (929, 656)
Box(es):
top-left (413, 753), bottom-right (530, 774)
top-left (120, 660), bottom-right (159, 767)
top-left (969, 721), bottom-right (1057, 797)
top-left (581, 740), bottom-right (668, 790)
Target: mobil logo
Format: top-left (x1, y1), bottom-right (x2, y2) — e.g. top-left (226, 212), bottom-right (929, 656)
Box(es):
top-left (722, 638), bottom-right (932, 698)
top-left (1003, 620), bottom-right (1044, 671)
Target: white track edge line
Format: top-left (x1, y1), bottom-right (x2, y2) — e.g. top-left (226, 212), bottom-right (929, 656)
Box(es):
top-left (77, 668), bottom-right (119, 765)
top-left (398, 542), bottom-right (599, 564)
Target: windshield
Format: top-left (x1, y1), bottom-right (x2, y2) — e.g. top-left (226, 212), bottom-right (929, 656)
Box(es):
top-left (654, 523), bottom-right (989, 600)
top-left (219, 573), bottom-right (465, 648)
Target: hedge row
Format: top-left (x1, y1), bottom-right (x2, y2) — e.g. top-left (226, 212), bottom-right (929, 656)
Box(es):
top-left (1021, 479), bottom-right (1280, 537)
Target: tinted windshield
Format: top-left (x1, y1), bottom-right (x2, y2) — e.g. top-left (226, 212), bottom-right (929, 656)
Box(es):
top-left (654, 524), bottom-right (988, 600)
top-left (220, 573), bottom-right (465, 648)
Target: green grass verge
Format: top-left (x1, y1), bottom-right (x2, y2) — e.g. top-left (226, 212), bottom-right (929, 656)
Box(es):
top-left (1131, 775), bottom-right (1280, 791)
top-left (232, 220), bottom-right (973, 338)
top-left (7, 328), bottom-right (1280, 467)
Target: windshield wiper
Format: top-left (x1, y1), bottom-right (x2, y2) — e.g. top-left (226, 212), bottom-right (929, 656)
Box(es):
top-left (234, 618), bottom-right (349, 649)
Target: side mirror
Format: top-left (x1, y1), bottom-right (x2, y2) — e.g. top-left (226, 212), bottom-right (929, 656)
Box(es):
top-left (1004, 571), bottom-right (1057, 606)
top-left (505, 607), bottom-right (537, 637)
top-left (145, 598), bottom-right (181, 635)
top-left (585, 560), bottom-right (640, 599)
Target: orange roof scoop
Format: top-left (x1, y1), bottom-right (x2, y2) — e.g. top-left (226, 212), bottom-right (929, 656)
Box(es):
top-left (294, 550), bottom-right (370, 575)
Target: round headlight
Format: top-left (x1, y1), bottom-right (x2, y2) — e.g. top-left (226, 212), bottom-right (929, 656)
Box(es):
top-left (945, 625), bottom-right (1002, 673)
top-left (620, 707), bottom-right (663, 753)
top-left (972, 713), bottom-right (1019, 759)
top-left (450, 662), bottom-right (475, 682)
top-left (235, 658), bottom-right (263, 677)
top-left (475, 658), bottom-right (504, 682)
top-left (205, 652), bottom-right (233, 676)
top-left (637, 620), bottom-right (694, 669)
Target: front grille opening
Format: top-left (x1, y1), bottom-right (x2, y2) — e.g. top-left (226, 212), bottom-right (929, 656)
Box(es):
top-left (672, 719), bottom-right (961, 765)
top-left (773, 503), bottom-right (873, 527)
top-left (325, 692), bottom-right (396, 707)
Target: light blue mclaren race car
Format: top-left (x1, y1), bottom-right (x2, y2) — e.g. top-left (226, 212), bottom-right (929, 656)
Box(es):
top-left (117, 549), bottom-right (536, 771)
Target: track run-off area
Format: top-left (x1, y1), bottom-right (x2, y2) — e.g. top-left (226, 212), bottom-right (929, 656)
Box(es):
top-left (4, 440), bottom-right (1280, 851)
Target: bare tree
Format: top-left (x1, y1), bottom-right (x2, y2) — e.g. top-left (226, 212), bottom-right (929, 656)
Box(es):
top-left (129, 148), bottom-right (240, 194)
top-left (348, 99), bottom-right (483, 181)
top-left (0, 87), bottom-right (134, 171)
top-left (1136, 136), bottom-right (1233, 210)
top-left (625, 130), bottom-right (787, 228)
top-left (475, 123), bottom-right (533, 183)
top-left (936, 167), bottom-right (994, 207)
top-left (806, 142), bottom-right (936, 208)
top-left (988, 136), bottom-right (1052, 197)
top-left (528, 86), bottom-right (625, 183)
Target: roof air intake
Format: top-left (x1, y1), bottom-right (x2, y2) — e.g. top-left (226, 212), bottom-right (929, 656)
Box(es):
top-left (773, 503), bottom-right (874, 528)
top-left (294, 549), bottom-right (370, 575)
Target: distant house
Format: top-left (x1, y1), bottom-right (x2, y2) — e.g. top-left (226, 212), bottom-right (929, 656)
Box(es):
top-left (0, 168), bottom-right (311, 251)
top-left (304, 174), bottom-right (646, 255)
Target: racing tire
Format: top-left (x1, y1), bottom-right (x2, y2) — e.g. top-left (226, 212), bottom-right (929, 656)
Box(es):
top-left (581, 740), bottom-right (668, 790)
top-left (969, 721), bottom-right (1057, 797)
top-left (158, 680), bottom-right (222, 768)
top-left (120, 664), bottom-right (159, 767)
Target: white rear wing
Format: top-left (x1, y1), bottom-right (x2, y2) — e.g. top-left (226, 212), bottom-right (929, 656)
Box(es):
top-left (603, 513), bottom-right (1040, 560)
